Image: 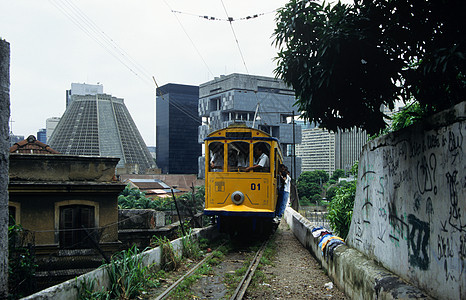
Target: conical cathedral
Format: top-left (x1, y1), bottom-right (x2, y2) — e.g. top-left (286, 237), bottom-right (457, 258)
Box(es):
top-left (49, 83), bottom-right (155, 174)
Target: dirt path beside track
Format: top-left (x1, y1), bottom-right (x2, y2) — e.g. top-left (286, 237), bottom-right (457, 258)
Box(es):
top-left (246, 220), bottom-right (347, 299)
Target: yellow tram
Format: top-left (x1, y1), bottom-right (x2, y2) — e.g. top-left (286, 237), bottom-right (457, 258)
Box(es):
top-left (204, 123), bottom-right (283, 235)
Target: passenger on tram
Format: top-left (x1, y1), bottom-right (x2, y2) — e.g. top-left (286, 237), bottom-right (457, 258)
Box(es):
top-left (245, 143), bottom-right (269, 172)
top-left (210, 143), bottom-right (224, 172)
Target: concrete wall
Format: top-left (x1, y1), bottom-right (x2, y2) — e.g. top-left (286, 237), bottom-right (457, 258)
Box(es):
top-left (0, 38), bottom-right (10, 298)
top-left (283, 207), bottom-right (431, 299)
top-left (22, 226), bottom-right (218, 299)
top-left (347, 101), bottom-right (465, 299)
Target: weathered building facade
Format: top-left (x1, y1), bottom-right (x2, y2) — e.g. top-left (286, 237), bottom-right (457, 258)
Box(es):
top-left (198, 73), bottom-right (302, 178)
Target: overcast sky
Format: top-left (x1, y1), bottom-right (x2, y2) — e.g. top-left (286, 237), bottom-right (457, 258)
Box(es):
top-left (1, 0), bottom-right (306, 146)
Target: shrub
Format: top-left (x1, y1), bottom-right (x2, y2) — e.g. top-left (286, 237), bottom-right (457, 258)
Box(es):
top-left (8, 223), bottom-right (37, 298)
top-left (327, 181), bottom-right (357, 239)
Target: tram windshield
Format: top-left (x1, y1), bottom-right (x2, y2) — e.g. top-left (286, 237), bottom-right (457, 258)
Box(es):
top-left (209, 142), bottom-right (224, 172)
top-left (227, 141), bottom-right (250, 172)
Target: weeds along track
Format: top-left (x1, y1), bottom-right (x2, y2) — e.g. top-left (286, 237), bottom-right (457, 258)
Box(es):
top-left (151, 236), bottom-right (271, 300)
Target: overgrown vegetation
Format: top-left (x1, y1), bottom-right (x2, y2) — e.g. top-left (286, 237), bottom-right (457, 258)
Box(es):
top-left (77, 246), bottom-right (158, 300)
top-left (8, 222), bottom-right (37, 299)
top-left (327, 162), bottom-right (358, 239)
top-left (152, 236), bottom-right (181, 272)
top-left (117, 185), bottom-right (174, 210)
top-left (117, 185), bottom-right (205, 217)
top-left (370, 100), bottom-right (431, 140)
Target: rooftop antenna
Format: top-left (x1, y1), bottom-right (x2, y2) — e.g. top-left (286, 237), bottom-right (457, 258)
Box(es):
top-left (9, 117), bottom-right (14, 134)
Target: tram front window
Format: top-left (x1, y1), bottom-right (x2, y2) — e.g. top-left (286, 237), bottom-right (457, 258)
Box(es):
top-left (252, 142), bottom-right (270, 172)
top-left (228, 141), bottom-right (250, 172)
top-left (209, 142), bottom-right (224, 172)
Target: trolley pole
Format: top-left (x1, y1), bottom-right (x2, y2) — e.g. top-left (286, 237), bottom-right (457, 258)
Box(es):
top-left (171, 186), bottom-right (186, 237)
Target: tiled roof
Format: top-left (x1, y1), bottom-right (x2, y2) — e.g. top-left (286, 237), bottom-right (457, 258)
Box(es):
top-left (9, 135), bottom-right (60, 154)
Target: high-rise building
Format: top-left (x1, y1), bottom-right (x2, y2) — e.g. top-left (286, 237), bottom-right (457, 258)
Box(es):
top-left (46, 117), bottom-right (60, 142)
top-left (36, 128), bottom-right (46, 144)
top-left (296, 127), bottom-right (368, 176)
top-left (297, 127), bottom-right (336, 175)
top-left (49, 83), bottom-right (154, 174)
top-left (198, 73), bottom-right (302, 178)
top-left (156, 83), bottom-right (201, 174)
top-left (66, 82), bottom-right (103, 108)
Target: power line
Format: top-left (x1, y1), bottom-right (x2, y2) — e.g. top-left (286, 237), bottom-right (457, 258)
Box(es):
top-left (49, 0), bottom-right (154, 87)
top-left (162, 0), bottom-right (215, 78)
top-left (220, 0), bottom-right (249, 74)
top-left (171, 9), bottom-right (276, 22)
top-left (153, 77), bottom-right (203, 125)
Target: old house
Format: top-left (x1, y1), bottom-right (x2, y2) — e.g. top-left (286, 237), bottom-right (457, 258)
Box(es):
top-left (8, 135), bottom-right (125, 285)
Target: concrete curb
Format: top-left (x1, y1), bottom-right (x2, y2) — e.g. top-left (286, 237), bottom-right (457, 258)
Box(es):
top-left (22, 226), bottom-right (219, 300)
top-left (283, 207), bottom-right (432, 300)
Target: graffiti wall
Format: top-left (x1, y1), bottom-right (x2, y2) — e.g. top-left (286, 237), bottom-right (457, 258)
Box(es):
top-left (347, 101), bottom-right (465, 299)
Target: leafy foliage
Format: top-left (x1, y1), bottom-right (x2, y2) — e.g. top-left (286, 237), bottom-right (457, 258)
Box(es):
top-left (297, 170), bottom-right (329, 200)
top-left (327, 180), bottom-right (357, 239)
top-left (105, 246), bottom-right (158, 299)
top-left (8, 223), bottom-right (37, 299)
top-left (330, 169), bottom-right (345, 181)
top-left (118, 185), bottom-right (205, 214)
top-left (273, 0), bottom-right (466, 134)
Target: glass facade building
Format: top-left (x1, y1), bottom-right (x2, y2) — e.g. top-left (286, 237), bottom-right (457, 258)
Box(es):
top-left (156, 83), bottom-right (201, 174)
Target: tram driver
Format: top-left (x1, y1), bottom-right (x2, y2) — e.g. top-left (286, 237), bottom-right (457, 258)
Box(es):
top-left (245, 143), bottom-right (269, 172)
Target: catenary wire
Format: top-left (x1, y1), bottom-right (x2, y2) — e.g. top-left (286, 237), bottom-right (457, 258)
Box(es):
top-left (162, 0), bottom-right (215, 78)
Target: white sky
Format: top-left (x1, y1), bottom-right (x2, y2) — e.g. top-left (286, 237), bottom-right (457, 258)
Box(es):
top-left (1, 0), bottom-right (298, 146)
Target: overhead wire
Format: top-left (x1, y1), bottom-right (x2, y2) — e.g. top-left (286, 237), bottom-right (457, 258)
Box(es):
top-left (49, 0), bottom-right (154, 87)
top-left (53, 0), bottom-right (204, 125)
top-left (152, 77), bottom-right (204, 125)
top-left (220, 0), bottom-right (249, 74)
top-left (171, 9), bottom-right (276, 22)
top-left (162, 0), bottom-right (215, 78)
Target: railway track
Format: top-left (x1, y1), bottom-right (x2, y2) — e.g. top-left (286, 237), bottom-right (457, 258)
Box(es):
top-left (152, 238), bottom-right (270, 300)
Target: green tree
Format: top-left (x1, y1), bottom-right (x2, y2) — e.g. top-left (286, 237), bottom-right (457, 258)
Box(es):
top-left (273, 0), bottom-right (466, 135)
top-left (297, 170), bottom-right (329, 199)
top-left (327, 181), bottom-right (357, 239)
top-left (330, 169), bottom-right (345, 181)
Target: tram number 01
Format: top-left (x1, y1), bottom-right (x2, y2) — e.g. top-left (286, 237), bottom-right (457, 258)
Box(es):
top-left (250, 183), bottom-right (261, 191)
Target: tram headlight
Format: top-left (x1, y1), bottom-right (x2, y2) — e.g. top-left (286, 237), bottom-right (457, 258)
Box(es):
top-left (231, 191), bottom-right (244, 205)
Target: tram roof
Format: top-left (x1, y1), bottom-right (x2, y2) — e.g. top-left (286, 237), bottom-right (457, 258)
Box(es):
top-left (205, 123), bottom-right (278, 142)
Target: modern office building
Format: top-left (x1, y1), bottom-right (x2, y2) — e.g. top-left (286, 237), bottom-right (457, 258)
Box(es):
top-left (66, 82), bottom-right (103, 108)
top-left (49, 83), bottom-right (155, 174)
top-left (156, 83), bottom-right (201, 174)
top-left (296, 127), bottom-right (368, 177)
top-left (46, 117), bottom-right (60, 142)
top-left (198, 73), bottom-right (302, 178)
top-left (36, 128), bottom-right (47, 144)
top-left (335, 129), bottom-right (369, 172)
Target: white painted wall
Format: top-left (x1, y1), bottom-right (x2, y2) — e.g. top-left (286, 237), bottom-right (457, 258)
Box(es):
top-left (347, 101), bottom-right (466, 299)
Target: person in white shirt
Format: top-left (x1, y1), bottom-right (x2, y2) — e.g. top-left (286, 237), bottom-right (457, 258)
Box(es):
top-left (245, 144), bottom-right (269, 172)
top-left (277, 165), bottom-right (291, 218)
top-left (210, 144), bottom-right (224, 172)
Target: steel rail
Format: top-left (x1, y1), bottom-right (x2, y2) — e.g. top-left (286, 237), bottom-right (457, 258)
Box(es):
top-left (230, 239), bottom-right (268, 300)
top-left (154, 250), bottom-right (215, 300)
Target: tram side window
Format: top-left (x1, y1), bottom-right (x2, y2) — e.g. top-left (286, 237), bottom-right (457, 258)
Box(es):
top-left (252, 142), bottom-right (270, 172)
top-left (209, 142), bottom-right (224, 172)
top-left (228, 141), bottom-right (250, 172)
